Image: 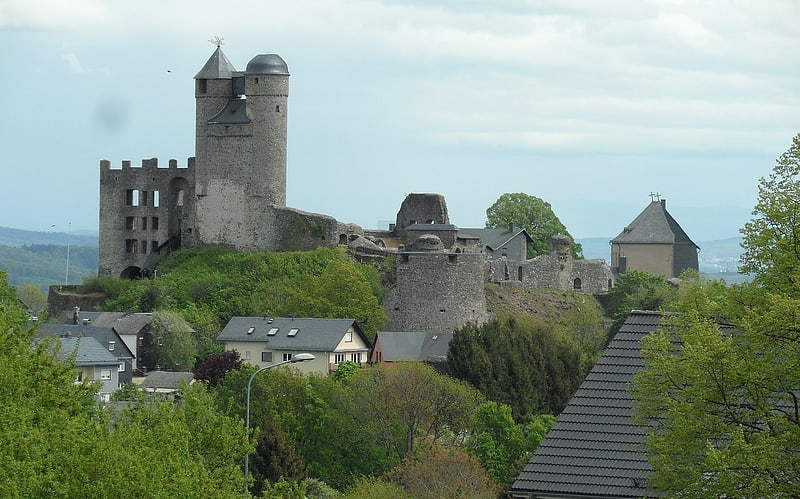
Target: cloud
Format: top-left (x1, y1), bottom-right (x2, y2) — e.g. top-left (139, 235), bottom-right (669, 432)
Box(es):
top-left (0, 0), bottom-right (113, 30)
top-left (61, 53), bottom-right (86, 74)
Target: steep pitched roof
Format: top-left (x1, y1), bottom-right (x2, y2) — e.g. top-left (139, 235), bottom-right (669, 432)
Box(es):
top-left (458, 226), bottom-right (533, 250)
top-left (38, 323), bottom-right (135, 360)
top-left (62, 311), bottom-right (153, 337)
top-left (611, 200), bottom-right (698, 247)
top-left (217, 317), bottom-right (371, 352)
top-left (52, 336), bottom-right (119, 367)
top-left (194, 47), bottom-right (236, 79)
top-left (509, 311), bottom-right (663, 498)
top-left (376, 331), bottom-right (453, 361)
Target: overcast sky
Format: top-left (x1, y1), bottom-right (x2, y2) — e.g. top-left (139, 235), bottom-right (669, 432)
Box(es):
top-left (1, 0), bottom-right (797, 242)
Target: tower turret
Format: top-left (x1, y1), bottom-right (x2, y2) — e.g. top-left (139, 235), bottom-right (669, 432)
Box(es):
top-left (192, 48), bottom-right (290, 250)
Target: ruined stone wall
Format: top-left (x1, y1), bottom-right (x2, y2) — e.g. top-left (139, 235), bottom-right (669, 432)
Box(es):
top-left (384, 246), bottom-right (488, 334)
top-left (99, 158), bottom-right (195, 277)
top-left (269, 206), bottom-right (362, 252)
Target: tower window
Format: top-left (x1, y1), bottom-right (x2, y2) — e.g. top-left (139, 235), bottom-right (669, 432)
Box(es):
top-left (125, 239), bottom-right (137, 254)
top-left (151, 217), bottom-right (159, 230)
top-left (125, 217), bottom-right (136, 231)
top-left (197, 79), bottom-right (207, 94)
top-left (140, 240), bottom-right (147, 254)
top-left (140, 191), bottom-right (148, 206)
top-left (275, 105), bottom-right (280, 112)
top-left (141, 217), bottom-right (147, 230)
top-left (153, 191), bottom-right (160, 208)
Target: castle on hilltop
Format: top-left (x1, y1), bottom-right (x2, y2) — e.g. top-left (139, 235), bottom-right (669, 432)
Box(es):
top-left (98, 46), bottom-right (614, 335)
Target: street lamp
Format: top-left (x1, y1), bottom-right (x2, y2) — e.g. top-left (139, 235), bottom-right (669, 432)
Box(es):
top-left (243, 352), bottom-right (315, 492)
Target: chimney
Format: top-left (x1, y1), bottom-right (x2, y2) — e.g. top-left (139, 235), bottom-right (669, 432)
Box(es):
top-left (661, 199), bottom-right (666, 209)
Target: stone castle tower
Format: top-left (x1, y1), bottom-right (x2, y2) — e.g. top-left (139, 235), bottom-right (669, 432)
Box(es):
top-left (190, 48), bottom-right (289, 250)
top-left (100, 47), bottom-right (356, 278)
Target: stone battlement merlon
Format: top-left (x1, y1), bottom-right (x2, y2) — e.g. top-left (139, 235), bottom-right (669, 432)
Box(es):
top-left (100, 158), bottom-right (196, 171)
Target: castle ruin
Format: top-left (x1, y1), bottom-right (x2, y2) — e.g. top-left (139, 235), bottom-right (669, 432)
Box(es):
top-left (98, 46), bottom-right (613, 335)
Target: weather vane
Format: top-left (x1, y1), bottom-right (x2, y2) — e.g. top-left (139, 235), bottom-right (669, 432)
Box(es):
top-left (209, 36), bottom-right (224, 48)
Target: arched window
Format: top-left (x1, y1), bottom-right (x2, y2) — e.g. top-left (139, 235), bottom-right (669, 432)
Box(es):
top-left (573, 278), bottom-right (582, 290)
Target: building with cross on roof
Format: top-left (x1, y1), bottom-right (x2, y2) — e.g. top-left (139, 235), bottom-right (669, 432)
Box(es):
top-left (610, 198), bottom-right (699, 279)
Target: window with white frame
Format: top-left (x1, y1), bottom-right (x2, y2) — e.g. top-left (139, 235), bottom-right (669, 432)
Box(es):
top-left (108, 340), bottom-right (115, 351)
top-left (344, 331), bottom-right (353, 342)
top-left (350, 352), bottom-right (362, 363)
top-left (282, 353), bottom-right (293, 362)
top-left (261, 352), bottom-right (273, 362)
top-left (100, 369), bottom-right (112, 380)
top-left (118, 362), bottom-right (125, 373)
top-left (245, 351), bottom-right (251, 360)
top-left (334, 353), bottom-right (346, 364)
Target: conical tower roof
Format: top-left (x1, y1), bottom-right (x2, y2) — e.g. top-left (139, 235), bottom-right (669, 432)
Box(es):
top-left (611, 200), bottom-right (698, 247)
top-left (194, 47), bottom-right (236, 79)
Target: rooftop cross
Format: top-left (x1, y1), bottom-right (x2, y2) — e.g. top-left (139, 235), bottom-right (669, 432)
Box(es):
top-left (208, 36), bottom-right (224, 48)
top-left (649, 192), bottom-right (661, 202)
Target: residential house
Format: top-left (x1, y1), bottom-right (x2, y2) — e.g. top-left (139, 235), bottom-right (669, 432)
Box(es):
top-left (371, 331), bottom-right (453, 372)
top-left (457, 225), bottom-right (533, 260)
top-left (217, 317), bottom-right (372, 375)
top-left (50, 335), bottom-right (121, 402)
top-left (38, 323), bottom-right (135, 385)
top-left (59, 308), bottom-right (153, 371)
top-left (140, 371), bottom-right (195, 395)
top-left (610, 199), bottom-right (699, 279)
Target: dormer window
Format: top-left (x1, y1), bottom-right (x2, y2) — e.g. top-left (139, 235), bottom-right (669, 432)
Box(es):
top-left (108, 341), bottom-right (115, 351)
top-left (247, 327), bottom-right (255, 335)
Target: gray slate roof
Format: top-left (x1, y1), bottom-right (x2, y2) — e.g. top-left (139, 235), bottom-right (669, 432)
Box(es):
top-left (38, 323), bottom-right (134, 360)
top-left (376, 331), bottom-right (453, 362)
top-left (194, 47), bottom-right (236, 79)
top-left (52, 336), bottom-right (119, 366)
top-left (217, 317), bottom-right (370, 351)
top-left (509, 311), bottom-right (663, 498)
top-left (63, 311), bottom-right (152, 337)
top-left (140, 371), bottom-right (195, 390)
top-left (458, 226), bottom-right (533, 250)
top-left (611, 200), bottom-right (698, 247)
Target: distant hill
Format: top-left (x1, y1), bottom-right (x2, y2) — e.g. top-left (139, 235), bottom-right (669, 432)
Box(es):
top-left (0, 226), bottom-right (97, 248)
top-left (0, 227), bottom-right (98, 291)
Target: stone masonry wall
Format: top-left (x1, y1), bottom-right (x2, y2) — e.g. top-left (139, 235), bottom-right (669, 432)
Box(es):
top-left (384, 247), bottom-right (488, 334)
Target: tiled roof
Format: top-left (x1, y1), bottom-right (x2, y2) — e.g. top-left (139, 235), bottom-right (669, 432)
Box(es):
top-left (611, 200), bottom-right (697, 247)
top-left (509, 310), bottom-right (663, 498)
top-left (217, 317), bottom-right (370, 351)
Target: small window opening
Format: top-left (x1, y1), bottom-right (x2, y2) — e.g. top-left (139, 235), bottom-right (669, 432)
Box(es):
top-left (275, 105), bottom-right (280, 112)
top-left (197, 79), bottom-right (207, 94)
top-left (151, 241), bottom-right (159, 253)
top-left (151, 217), bottom-right (159, 230)
top-left (153, 191), bottom-right (160, 208)
top-left (126, 217), bottom-right (136, 231)
top-left (176, 189), bottom-right (184, 207)
top-left (573, 278), bottom-right (582, 290)
top-left (141, 217), bottom-right (147, 230)
top-left (140, 191), bottom-right (148, 207)
top-left (140, 240), bottom-right (147, 254)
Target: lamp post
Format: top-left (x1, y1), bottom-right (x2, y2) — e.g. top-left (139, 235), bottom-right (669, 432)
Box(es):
top-left (243, 352), bottom-right (315, 492)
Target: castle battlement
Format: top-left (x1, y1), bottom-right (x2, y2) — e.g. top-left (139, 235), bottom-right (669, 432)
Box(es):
top-left (100, 158), bottom-right (195, 171)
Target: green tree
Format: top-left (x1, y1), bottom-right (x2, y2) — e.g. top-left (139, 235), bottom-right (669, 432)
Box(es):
top-left (466, 402), bottom-right (555, 485)
top-left (145, 310), bottom-right (198, 371)
top-left (286, 258), bottom-right (387, 340)
top-left (447, 317), bottom-right (586, 420)
top-left (16, 283), bottom-right (47, 316)
top-left (630, 135), bottom-right (800, 496)
top-left (740, 132), bottom-right (800, 294)
top-left (486, 192), bottom-right (582, 259)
